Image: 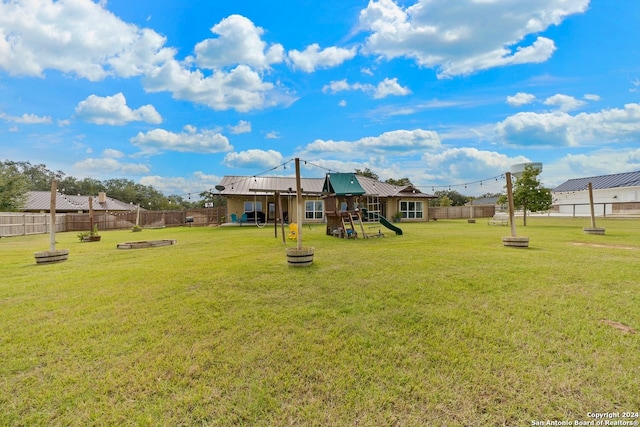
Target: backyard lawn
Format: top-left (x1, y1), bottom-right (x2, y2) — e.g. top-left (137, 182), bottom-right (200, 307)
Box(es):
top-left (0, 217), bottom-right (638, 426)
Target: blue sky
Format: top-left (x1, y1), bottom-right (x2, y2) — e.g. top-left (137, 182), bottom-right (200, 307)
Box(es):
top-left (1, 0), bottom-right (639, 197)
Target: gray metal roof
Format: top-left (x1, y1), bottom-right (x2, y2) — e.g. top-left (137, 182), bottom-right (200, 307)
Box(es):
top-left (218, 175), bottom-right (434, 198)
top-left (218, 176), bottom-right (324, 195)
top-left (553, 171), bottom-right (640, 193)
top-left (24, 191), bottom-right (135, 212)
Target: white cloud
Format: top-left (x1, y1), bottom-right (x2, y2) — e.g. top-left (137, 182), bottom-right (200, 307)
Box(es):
top-left (194, 15), bottom-right (284, 70)
top-left (140, 171), bottom-right (223, 196)
top-left (228, 120), bottom-right (252, 134)
top-left (0, 112), bottom-right (52, 124)
top-left (358, 0), bottom-right (588, 77)
top-left (131, 127), bottom-right (233, 155)
top-left (420, 147), bottom-right (530, 187)
top-left (373, 77), bottom-right (411, 99)
top-left (495, 103), bottom-right (640, 147)
top-left (0, 0), bottom-right (173, 80)
top-left (506, 92), bottom-right (537, 107)
top-left (583, 93), bottom-right (601, 101)
top-left (143, 60), bottom-right (295, 112)
top-left (288, 43), bottom-right (357, 73)
top-left (545, 149), bottom-right (640, 188)
top-left (543, 94), bottom-right (585, 112)
top-left (322, 77), bottom-right (410, 99)
top-left (339, 100), bottom-right (347, 107)
top-left (74, 157), bottom-right (150, 175)
top-left (223, 149), bottom-right (283, 168)
top-left (323, 79), bottom-right (372, 94)
top-left (0, 4), bottom-right (294, 112)
top-left (102, 148), bottom-right (126, 159)
top-left (265, 131), bottom-right (280, 139)
top-left (75, 93), bottom-right (162, 125)
top-left (303, 129), bottom-right (441, 158)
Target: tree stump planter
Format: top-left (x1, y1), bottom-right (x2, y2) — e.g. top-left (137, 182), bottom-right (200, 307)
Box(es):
top-left (34, 249), bottom-right (69, 264)
top-left (502, 236), bottom-right (530, 248)
top-left (467, 219), bottom-right (476, 223)
top-left (286, 247), bottom-right (314, 267)
top-left (82, 235), bottom-right (101, 242)
top-left (583, 227), bottom-right (605, 235)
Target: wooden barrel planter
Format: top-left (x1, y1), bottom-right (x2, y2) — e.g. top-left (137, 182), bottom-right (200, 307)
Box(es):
top-left (583, 227), bottom-right (605, 235)
top-left (34, 249), bottom-right (70, 264)
top-left (502, 236), bottom-right (530, 248)
top-left (117, 240), bottom-right (177, 249)
top-left (286, 247), bottom-right (314, 267)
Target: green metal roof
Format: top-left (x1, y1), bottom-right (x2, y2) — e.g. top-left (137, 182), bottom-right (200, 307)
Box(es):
top-left (322, 173), bottom-right (366, 195)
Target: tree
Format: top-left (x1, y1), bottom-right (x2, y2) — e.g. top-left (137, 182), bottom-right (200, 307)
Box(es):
top-left (354, 168), bottom-right (379, 181)
top-left (431, 190), bottom-right (469, 207)
top-left (385, 177), bottom-right (412, 186)
top-left (0, 161), bottom-right (30, 211)
top-left (502, 165), bottom-right (552, 226)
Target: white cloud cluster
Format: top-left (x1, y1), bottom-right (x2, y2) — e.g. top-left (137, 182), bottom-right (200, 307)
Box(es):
top-left (140, 171), bottom-right (222, 196)
top-left (543, 94), bottom-right (585, 112)
top-left (506, 92), bottom-right (537, 107)
top-left (75, 93), bottom-right (162, 125)
top-left (358, 0), bottom-right (589, 77)
top-left (303, 129), bottom-right (441, 158)
top-left (495, 103), bottom-right (640, 147)
top-left (194, 15), bottom-right (284, 71)
top-left (288, 43), bottom-right (357, 73)
top-left (223, 149), bottom-right (283, 169)
top-left (0, 0), bottom-right (172, 81)
top-left (322, 77), bottom-right (411, 99)
top-left (421, 147), bottom-right (529, 183)
top-left (228, 120), bottom-right (252, 134)
top-left (131, 126), bottom-right (233, 155)
top-left (0, 112), bottom-right (52, 124)
top-left (74, 156), bottom-right (150, 175)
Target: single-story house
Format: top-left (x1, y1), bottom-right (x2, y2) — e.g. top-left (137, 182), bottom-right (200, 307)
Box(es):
top-left (217, 174), bottom-right (435, 224)
top-left (23, 191), bottom-right (136, 213)
top-left (552, 170), bottom-right (640, 216)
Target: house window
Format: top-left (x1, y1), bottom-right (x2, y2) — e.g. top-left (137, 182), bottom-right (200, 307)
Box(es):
top-left (400, 201), bottom-right (423, 219)
top-left (305, 200), bottom-right (324, 219)
top-left (244, 201), bottom-right (262, 213)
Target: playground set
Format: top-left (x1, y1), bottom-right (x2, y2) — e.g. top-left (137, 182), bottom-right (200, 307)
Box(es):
top-left (322, 173), bottom-right (403, 239)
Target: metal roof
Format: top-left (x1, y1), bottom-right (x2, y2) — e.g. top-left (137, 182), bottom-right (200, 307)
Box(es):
top-left (218, 175), bottom-right (435, 198)
top-left (24, 191), bottom-right (135, 212)
top-left (553, 171), bottom-right (640, 193)
top-left (218, 176), bottom-right (324, 195)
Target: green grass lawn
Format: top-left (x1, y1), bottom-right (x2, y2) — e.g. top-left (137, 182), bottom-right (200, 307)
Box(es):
top-left (1, 218), bottom-right (638, 426)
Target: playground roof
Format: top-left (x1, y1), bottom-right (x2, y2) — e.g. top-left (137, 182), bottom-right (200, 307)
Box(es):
top-left (322, 173), bottom-right (366, 196)
top-left (553, 170), bottom-right (640, 192)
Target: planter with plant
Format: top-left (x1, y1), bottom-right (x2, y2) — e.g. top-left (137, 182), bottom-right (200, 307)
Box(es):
top-left (78, 224), bottom-right (101, 242)
top-left (392, 212), bottom-right (403, 223)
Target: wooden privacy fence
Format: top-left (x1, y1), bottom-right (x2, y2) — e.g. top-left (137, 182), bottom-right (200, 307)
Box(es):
top-left (429, 205), bottom-right (495, 220)
top-left (0, 213), bottom-right (66, 237)
top-left (0, 208), bottom-right (226, 237)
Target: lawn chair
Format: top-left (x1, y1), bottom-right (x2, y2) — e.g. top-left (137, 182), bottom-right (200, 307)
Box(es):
top-left (230, 213), bottom-right (238, 223)
top-left (288, 223), bottom-right (298, 239)
top-left (240, 213), bottom-right (248, 225)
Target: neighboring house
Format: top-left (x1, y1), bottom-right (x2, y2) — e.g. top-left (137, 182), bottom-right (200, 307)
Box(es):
top-left (552, 171), bottom-right (640, 216)
top-left (23, 191), bottom-right (136, 213)
top-left (218, 174), bottom-right (435, 224)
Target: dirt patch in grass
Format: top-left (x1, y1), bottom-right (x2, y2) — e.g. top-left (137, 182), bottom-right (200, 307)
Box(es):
top-left (601, 319), bottom-right (637, 334)
top-left (572, 242), bottom-right (637, 250)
